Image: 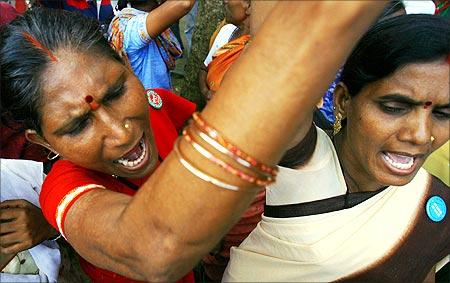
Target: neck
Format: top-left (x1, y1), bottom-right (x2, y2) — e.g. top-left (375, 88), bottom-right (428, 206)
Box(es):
top-left (334, 129), bottom-right (384, 193)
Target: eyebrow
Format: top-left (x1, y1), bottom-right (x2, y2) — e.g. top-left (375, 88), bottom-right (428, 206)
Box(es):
top-left (377, 94), bottom-right (450, 108)
top-left (376, 94), bottom-right (422, 106)
top-left (52, 71), bottom-right (126, 136)
top-left (101, 72), bottom-right (126, 103)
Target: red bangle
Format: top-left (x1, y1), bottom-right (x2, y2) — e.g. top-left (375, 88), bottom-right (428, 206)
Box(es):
top-left (183, 129), bottom-right (275, 186)
top-left (191, 112), bottom-right (278, 176)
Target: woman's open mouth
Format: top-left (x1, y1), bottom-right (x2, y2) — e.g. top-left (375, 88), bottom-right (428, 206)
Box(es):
top-left (114, 134), bottom-right (150, 171)
top-left (381, 151), bottom-right (419, 175)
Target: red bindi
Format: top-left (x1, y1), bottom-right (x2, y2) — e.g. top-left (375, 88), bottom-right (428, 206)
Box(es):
top-left (424, 101), bottom-right (432, 109)
top-left (85, 95), bottom-right (100, 110)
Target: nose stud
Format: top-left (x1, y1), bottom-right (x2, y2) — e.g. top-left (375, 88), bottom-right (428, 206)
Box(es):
top-left (430, 136), bottom-right (435, 142)
top-left (124, 122), bottom-right (130, 129)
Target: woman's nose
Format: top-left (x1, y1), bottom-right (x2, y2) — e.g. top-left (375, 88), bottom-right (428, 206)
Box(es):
top-left (398, 111), bottom-right (432, 146)
top-left (98, 111), bottom-right (132, 148)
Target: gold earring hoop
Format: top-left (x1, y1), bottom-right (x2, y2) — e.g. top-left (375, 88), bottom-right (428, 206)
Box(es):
top-left (333, 113), bottom-right (343, 135)
top-left (47, 151), bottom-right (60, 161)
top-left (430, 136), bottom-right (435, 142)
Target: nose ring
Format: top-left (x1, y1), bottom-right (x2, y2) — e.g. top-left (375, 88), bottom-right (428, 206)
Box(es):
top-left (124, 122), bottom-right (130, 129)
top-left (430, 136), bottom-right (435, 142)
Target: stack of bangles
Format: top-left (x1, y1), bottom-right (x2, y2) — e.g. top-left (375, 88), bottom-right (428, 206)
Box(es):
top-left (173, 112), bottom-right (278, 191)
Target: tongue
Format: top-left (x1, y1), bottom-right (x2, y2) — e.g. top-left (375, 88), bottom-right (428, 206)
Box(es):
top-left (385, 152), bottom-right (412, 164)
top-left (122, 142), bottom-right (143, 161)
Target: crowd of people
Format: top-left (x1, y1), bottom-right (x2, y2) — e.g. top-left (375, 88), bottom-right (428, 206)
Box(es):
top-left (0, 0), bottom-right (449, 282)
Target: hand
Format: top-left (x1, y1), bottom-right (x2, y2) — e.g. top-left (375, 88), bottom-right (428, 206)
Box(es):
top-left (0, 199), bottom-right (59, 254)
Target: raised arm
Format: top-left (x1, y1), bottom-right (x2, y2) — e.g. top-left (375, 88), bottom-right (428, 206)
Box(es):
top-left (64, 1), bottom-right (387, 281)
top-left (145, 0), bottom-right (195, 38)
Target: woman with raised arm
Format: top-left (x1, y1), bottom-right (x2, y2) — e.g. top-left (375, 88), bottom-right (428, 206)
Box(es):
top-left (224, 14), bottom-right (450, 282)
top-left (0, 2), bottom-right (385, 282)
top-left (109, 0), bottom-right (195, 90)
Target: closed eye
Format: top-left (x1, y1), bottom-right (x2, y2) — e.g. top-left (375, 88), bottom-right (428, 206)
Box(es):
top-left (433, 109), bottom-right (450, 120)
top-left (66, 117), bottom-right (91, 136)
top-left (103, 83), bottom-right (126, 105)
top-left (378, 102), bottom-right (409, 114)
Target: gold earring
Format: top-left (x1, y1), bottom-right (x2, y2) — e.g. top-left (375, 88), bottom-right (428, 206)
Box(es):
top-left (430, 136), bottom-right (435, 142)
top-left (333, 113), bottom-right (343, 135)
top-left (47, 151), bottom-right (59, 161)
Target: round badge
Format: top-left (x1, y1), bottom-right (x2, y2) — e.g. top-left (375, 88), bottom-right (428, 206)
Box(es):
top-left (146, 90), bottom-right (163, 109)
top-left (426, 195), bottom-right (446, 222)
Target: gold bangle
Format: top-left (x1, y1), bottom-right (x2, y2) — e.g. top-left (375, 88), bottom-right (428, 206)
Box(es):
top-left (183, 129), bottom-right (274, 186)
top-left (173, 137), bottom-right (241, 191)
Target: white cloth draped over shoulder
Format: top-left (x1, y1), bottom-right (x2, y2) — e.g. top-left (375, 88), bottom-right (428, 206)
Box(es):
top-left (223, 128), bottom-right (445, 282)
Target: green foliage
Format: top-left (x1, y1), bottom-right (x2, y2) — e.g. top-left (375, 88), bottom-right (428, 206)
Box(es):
top-left (180, 0), bottom-right (224, 110)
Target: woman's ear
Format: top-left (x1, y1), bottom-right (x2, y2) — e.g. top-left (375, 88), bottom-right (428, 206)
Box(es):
top-left (25, 129), bottom-right (54, 152)
top-left (333, 82), bottom-right (351, 118)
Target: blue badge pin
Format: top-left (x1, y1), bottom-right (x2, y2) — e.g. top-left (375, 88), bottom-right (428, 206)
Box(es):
top-left (426, 195), bottom-right (446, 222)
top-left (146, 90), bottom-right (163, 110)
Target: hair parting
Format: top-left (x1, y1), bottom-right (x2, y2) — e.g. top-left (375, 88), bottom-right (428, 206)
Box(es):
top-left (22, 32), bottom-right (58, 61)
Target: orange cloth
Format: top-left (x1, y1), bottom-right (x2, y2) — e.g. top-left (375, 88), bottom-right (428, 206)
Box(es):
top-left (206, 34), bottom-right (250, 92)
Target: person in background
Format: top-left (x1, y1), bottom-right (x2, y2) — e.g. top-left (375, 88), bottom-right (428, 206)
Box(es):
top-left (199, 0), bottom-right (250, 101)
top-left (224, 14), bottom-right (450, 282)
top-left (183, 0), bottom-right (199, 53)
top-left (109, 0), bottom-right (194, 90)
top-left (0, 2), bottom-right (385, 282)
top-left (37, 0), bottom-right (114, 36)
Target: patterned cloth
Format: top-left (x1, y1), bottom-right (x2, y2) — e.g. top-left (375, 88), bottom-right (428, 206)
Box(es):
top-left (109, 8), bottom-right (182, 89)
top-left (435, 1), bottom-right (450, 18)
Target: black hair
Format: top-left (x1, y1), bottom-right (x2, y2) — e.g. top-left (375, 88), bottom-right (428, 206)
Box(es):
top-left (341, 14), bottom-right (450, 97)
top-left (116, 0), bottom-right (155, 11)
top-left (0, 8), bottom-right (124, 134)
top-left (378, 0), bottom-right (405, 21)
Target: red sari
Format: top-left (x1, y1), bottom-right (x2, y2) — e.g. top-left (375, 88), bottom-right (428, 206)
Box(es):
top-left (40, 89), bottom-right (196, 283)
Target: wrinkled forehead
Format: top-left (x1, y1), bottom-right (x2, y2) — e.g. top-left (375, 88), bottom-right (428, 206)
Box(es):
top-left (37, 50), bottom-right (125, 118)
top-left (40, 50), bottom-right (122, 99)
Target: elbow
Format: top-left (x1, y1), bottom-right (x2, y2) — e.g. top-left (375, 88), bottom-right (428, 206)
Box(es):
top-left (133, 229), bottom-right (193, 282)
top-left (178, 0), bottom-right (195, 15)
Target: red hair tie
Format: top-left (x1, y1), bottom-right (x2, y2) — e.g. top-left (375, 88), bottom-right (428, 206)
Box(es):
top-left (22, 32), bottom-right (57, 62)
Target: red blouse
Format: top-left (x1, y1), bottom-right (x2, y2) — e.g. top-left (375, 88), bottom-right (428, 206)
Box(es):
top-left (40, 89), bottom-right (195, 283)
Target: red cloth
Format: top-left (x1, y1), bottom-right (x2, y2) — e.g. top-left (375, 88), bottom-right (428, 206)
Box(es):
top-left (40, 89), bottom-right (195, 283)
top-left (0, 2), bottom-right (19, 25)
top-left (0, 121), bottom-right (48, 162)
top-left (202, 189), bottom-right (265, 281)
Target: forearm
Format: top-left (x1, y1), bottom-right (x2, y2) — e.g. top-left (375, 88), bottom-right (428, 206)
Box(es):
top-left (145, 0), bottom-right (195, 38)
top-left (63, 2), bottom-right (387, 281)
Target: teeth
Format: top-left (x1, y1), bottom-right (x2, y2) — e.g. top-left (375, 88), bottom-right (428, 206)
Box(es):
top-left (117, 139), bottom-right (146, 167)
top-left (383, 153), bottom-right (414, 170)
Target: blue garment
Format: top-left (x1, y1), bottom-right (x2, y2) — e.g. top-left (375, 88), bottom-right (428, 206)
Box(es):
top-left (319, 68), bottom-right (343, 124)
top-left (109, 8), bottom-right (172, 90)
top-left (184, 1), bottom-right (199, 51)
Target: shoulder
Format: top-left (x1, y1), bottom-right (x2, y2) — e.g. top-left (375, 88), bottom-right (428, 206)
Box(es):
top-left (40, 160), bottom-right (110, 231)
top-left (147, 88), bottom-right (196, 128)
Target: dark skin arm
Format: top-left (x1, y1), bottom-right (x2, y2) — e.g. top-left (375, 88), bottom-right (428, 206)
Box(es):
top-left (63, 2), bottom-right (387, 282)
top-left (0, 199), bottom-right (59, 268)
